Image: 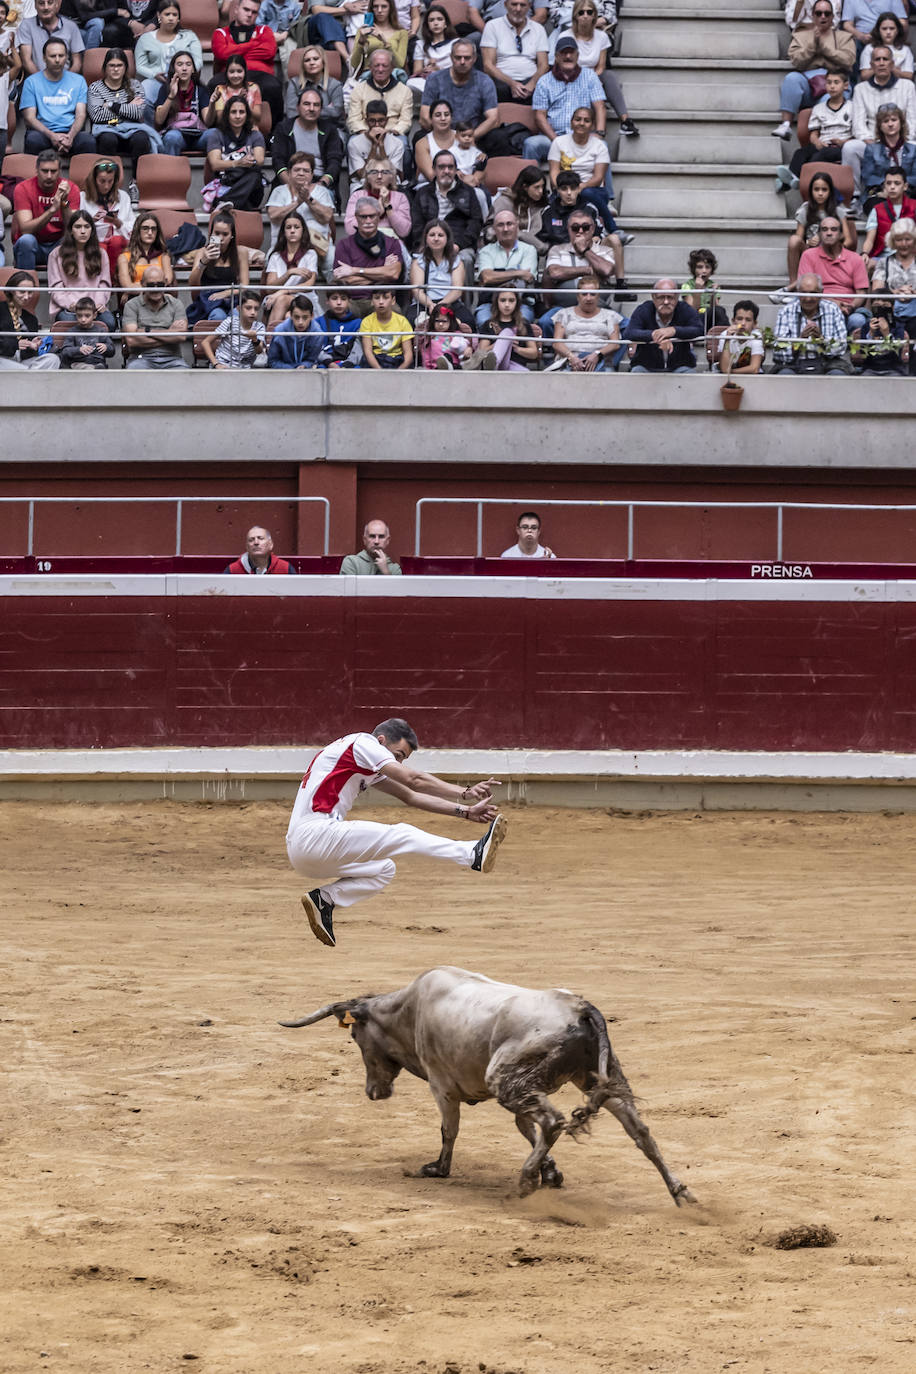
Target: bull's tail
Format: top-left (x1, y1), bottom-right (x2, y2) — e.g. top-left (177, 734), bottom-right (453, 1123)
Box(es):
top-left (566, 1003), bottom-right (635, 1142)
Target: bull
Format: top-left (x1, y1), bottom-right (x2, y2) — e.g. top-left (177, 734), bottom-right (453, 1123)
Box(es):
top-left (280, 965), bottom-right (696, 1204)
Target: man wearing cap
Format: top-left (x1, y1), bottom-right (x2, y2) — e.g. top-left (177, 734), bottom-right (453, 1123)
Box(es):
top-left (523, 36), bottom-right (607, 169)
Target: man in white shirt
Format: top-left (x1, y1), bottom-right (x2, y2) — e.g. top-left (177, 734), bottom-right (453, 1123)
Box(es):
top-left (841, 46), bottom-right (916, 196)
top-left (287, 718), bottom-right (507, 946)
top-left (480, 0), bottom-right (548, 103)
top-left (500, 510), bottom-right (556, 558)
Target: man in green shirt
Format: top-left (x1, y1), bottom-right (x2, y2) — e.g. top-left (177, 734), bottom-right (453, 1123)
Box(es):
top-left (340, 520), bottom-right (402, 576)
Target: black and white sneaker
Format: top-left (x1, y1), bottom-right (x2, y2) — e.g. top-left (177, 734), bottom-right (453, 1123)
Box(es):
top-left (470, 815), bottom-right (508, 873)
top-left (619, 118), bottom-right (639, 137)
top-left (301, 889), bottom-right (336, 947)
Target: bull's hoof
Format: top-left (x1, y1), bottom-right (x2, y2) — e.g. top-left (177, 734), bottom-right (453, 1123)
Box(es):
top-left (517, 1173), bottom-right (539, 1197)
top-left (419, 1161), bottom-right (450, 1178)
top-left (541, 1165), bottom-right (564, 1189)
top-left (674, 1185), bottom-right (698, 1206)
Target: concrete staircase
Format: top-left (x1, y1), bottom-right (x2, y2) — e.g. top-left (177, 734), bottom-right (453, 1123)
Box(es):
top-left (614, 0), bottom-right (792, 294)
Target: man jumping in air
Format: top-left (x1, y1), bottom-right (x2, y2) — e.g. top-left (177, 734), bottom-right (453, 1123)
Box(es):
top-left (287, 718), bottom-right (507, 948)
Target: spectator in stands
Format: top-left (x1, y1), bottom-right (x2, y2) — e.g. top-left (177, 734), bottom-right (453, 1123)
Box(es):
top-left (776, 69), bottom-right (852, 187)
top-left (0, 271), bottom-right (62, 371)
top-left (772, 271), bottom-right (852, 372)
top-left (554, 0), bottom-right (637, 137)
top-left (17, 0), bottom-right (84, 76)
top-left (81, 156), bottom-right (134, 277)
top-left (784, 0), bottom-right (841, 32)
top-left (540, 167), bottom-right (599, 244)
top-left (12, 148), bottom-right (80, 271)
top-left (340, 519), bottom-right (403, 575)
top-left (186, 208), bottom-right (253, 322)
top-left (345, 161), bottom-right (411, 237)
top-left (624, 279), bottom-right (703, 373)
top-left (359, 286), bottom-right (414, 367)
top-left (257, 0), bottom-right (301, 70)
top-left (480, 0), bottom-right (548, 104)
top-left (212, 0), bottom-right (282, 126)
top-left (843, 46), bottom-right (916, 200)
top-left (410, 150), bottom-right (483, 276)
top-left (777, 169), bottom-right (857, 296)
top-left (547, 273), bottom-right (623, 370)
top-left (267, 293), bottom-right (324, 368)
top-left (798, 214), bottom-right (870, 329)
top-left (265, 150), bottom-right (335, 259)
top-left (860, 11), bottom-right (913, 80)
top-left (123, 264), bottom-right (188, 368)
top-left (0, 1), bottom-right (21, 164)
top-left (415, 98), bottom-right (460, 184)
top-left (205, 54), bottom-right (264, 128)
top-left (264, 211), bottom-right (318, 326)
top-left (284, 44), bottom-right (345, 125)
top-left (852, 298), bottom-right (908, 372)
top-left (465, 288), bottom-right (539, 369)
top-left (501, 511), bottom-right (555, 558)
top-left (316, 287), bottom-right (362, 365)
top-left (525, 37), bottom-right (606, 172)
top-left (841, 0), bottom-right (908, 48)
top-left (225, 526), bottom-right (297, 574)
top-left (347, 98), bottom-right (406, 185)
top-left (333, 198), bottom-right (405, 308)
top-left (47, 208), bottom-right (115, 329)
top-left (295, 0), bottom-right (357, 69)
top-left (470, 0), bottom-right (549, 33)
top-left (20, 36), bottom-right (95, 156)
top-left (201, 289), bottom-right (268, 367)
top-left (716, 299), bottom-right (765, 376)
top-left (859, 104), bottom-right (916, 199)
top-left (681, 248), bottom-right (728, 331)
top-left (348, 47), bottom-right (413, 138)
top-left (772, 2), bottom-right (854, 142)
top-left (408, 4), bottom-right (458, 94)
top-left (87, 46), bottom-right (156, 188)
top-left (154, 50), bottom-right (211, 154)
top-left (135, 2), bottom-right (203, 97)
top-left (100, 0), bottom-right (159, 52)
top-left (204, 95), bottom-right (266, 211)
top-left (871, 215), bottom-right (916, 366)
top-left (116, 209), bottom-right (174, 288)
top-left (271, 87), bottom-right (344, 191)
top-left (349, 0), bottom-right (409, 80)
top-left (544, 102), bottom-right (616, 232)
top-left (419, 39), bottom-right (499, 149)
top-left (491, 166), bottom-right (550, 253)
top-left (475, 208), bottom-right (538, 325)
top-left (543, 208), bottom-right (631, 314)
top-left (56, 295), bottom-right (115, 368)
top-left (861, 165), bottom-right (916, 261)
top-left (410, 218), bottom-right (468, 318)
top-left (418, 302), bottom-right (474, 368)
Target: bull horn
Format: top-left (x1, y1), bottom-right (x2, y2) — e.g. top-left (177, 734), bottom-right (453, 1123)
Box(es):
top-left (278, 1005), bottom-right (340, 1028)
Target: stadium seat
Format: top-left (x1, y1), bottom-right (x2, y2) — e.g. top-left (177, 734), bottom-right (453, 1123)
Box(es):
top-left (180, 0), bottom-right (218, 50)
top-left (2, 152), bottom-right (37, 181)
top-left (135, 152), bottom-right (193, 210)
top-left (0, 267), bottom-right (39, 311)
top-left (154, 208), bottom-right (200, 243)
top-left (799, 161), bottom-right (855, 205)
top-left (225, 208), bottom-right (266, 252)
top-left (483, 156), bottom-right (537, 196)
top-left (797, 108), bottom-right (811, 147)
top-left (257, 103), bottom-right (273, 138)
top-left (438, 0), bottom-right (470, 27)
top-left (192, 317), bottom-right (219, 364)
top-left (287, 47), bottom-right (343, 82)
top-left (496, 102), bottom-right (537, 134)
top-left (68, 152), bottom-right (124, 190)
top-left (81, 47), bottom-right (137, 84)
top-left (706, 324), bottom-right (727, 369)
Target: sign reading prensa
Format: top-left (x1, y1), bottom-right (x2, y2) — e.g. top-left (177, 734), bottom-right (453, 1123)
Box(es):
top-left (750, 565), bottom-right (814, 579)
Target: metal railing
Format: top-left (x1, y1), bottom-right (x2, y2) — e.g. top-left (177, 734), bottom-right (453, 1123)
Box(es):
top-left (3, 495), bottom-right (331, 557)
top-left (414, 496), bottom-right (916, 561)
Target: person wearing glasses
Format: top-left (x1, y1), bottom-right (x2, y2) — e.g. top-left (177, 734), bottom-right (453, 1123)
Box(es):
top-left (772, 1), bottom-right (854, 142)
top-left (500, 511), bottom-right (555, 559)
top-left (623, 279), bottom-right (703, 374)
top-left (480, 0), bottom-right (548, 104)
top-left (332, 198), bottom-right (405, 311)
top-left (784, 0), bottom-right (840, 31)
top-left (842, 47), bottom-right (916, 201)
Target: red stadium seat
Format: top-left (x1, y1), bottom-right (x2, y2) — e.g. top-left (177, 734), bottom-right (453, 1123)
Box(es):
top-left (153, 208), bottom-right (200, 242)
top-left (483, 156), bottom-right (537, 196)
top-left (2, 152), bottom-right (37, 181)
top-left (799, 161), bottom-right (855, 205)
top-left (497, 101), bottom-right (537, 134)
top-left (135, 152), bottom-right (193, 210)
top-left (80, 47), bottom-right (137, 85)
top-left (180, 0), bottom-right (219, 51)
top-left (68, 152), bottom-right (125, 191)
top-left (797, 108), bottom-right (812, 147)
top-left (438, 0), bottom-right (470, 27)
top-left (224, 207), bottom-right (266, 252)
top-left (0, 267), bottom-right (40, 311)
top-left (287, 47), bottom-right (343, 82)
top-left (192, 317), bottom-right (219, 364)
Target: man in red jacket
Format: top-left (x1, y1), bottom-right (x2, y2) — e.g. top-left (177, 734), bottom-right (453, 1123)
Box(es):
top-left (224, 525), bottom-right (297, 574)
top-left (212, 0), bottom-right (282, 125)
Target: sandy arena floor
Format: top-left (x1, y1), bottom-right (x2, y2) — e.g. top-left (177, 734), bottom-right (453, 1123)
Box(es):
top-left (2, 801), bottom-right (915, 1374)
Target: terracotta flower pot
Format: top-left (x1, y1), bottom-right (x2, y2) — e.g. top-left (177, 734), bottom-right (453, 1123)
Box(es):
top-left (720, 383), bottom-right (744, 413)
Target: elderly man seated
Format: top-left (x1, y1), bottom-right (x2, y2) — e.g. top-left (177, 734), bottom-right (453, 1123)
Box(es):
top-left (623, 278), bottom-right (703, 372)
top-left (340, 520), bottom-right (403, 576)
top-left (772, 271), bottom-right (852, 373)
top-left (332, 197), bottom-right (405, 314)
top-left (225, 525), bottom-right (298, 574)
top-left (474, 208), bottom-right (539, 326)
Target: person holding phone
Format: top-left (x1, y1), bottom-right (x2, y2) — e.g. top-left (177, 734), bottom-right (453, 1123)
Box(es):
top-left (81, 158), bottom-right (136, 278)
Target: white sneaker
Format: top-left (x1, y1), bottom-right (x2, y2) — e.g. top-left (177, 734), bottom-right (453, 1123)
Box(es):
top-left (769, 287), bottom-right (792, 304)
top-left (544, 356), bottom-right (567, 371)
top-left (771, 120), bottom-right (791, 140)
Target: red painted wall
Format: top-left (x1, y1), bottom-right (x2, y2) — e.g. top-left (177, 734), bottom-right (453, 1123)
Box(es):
top-left (2, 591), bottom-right (913, 752)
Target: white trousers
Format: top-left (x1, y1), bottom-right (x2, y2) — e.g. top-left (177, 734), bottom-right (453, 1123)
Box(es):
top-left (286, 816), bottom-right (475, 907)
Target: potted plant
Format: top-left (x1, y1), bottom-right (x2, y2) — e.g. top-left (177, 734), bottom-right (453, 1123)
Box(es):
top-left (720, 379), bottom-right (744, 411)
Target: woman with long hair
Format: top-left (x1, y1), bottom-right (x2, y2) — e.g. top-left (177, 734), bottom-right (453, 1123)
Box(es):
top-left (203, 95), bottom-right (266, 211)
top-left (408, 4), bottom-right (457, 93)
top-left (410, 218), bottom-right (467, 318)
top-left (205, 54), bottom-right (263, 128)
top-left (47, 210), bottom-right (116, 329)
top-left (264, 211), bottom-right (318, 327)
top-left (861, 105), bottom-right (916, 201)
top-left (284, 44), bottom-right (344, 124)
top-left (464, 289), bottom-right (539, 370)
top-left (860, 11), bottom-right (914, 81)
top-left (87, 47), bottom-right (159, 184)
top-left (492, 166), bottom-right (550, 252)
top-left (784, 169), bottom-right (856, 286)
top-left (117, 211), bottom-right (174, 291)
top-left (0, 271), bottom-right (61, 371)
top-left (555, 0), bottom-right (638, 136)
top-left (349, 0), bottom-right (408, 79)
top-left (135, 1), bottom-right (203, 91)
top-left (187, 208), bottom-right (251, 323)
top-left (414, 98), bottom-right (457, 185)
top-left (81, 157), bottom-right (135, 278)
top-left (154, 50), bottom-right (211, 155)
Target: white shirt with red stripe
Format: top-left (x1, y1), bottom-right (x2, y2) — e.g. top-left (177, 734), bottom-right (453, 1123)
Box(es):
top-left (288, 732), bottom-right (394, 829)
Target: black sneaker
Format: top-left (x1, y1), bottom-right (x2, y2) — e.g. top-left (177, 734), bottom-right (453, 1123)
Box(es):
top-left (470, 815), bottom-right (508, 873)
top-left (614, 283), bottom-right (637, 302)
top-left (619, 118), bottom-right (639, 137)
top-left (301, 889), bottom-right (336, 947)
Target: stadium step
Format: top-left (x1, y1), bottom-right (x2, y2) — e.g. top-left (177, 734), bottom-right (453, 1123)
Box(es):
top-left (619, 26), bottom-right (781, 61)
top-left (620, 182), bottom-right (786, 221)
top-left (617, 136), bottom-right (779, 166)
top-left (629, 0), bottom-right (781, 11)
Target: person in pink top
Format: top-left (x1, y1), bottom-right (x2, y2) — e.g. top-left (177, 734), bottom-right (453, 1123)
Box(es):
top-left (797, 215), bottom-right (870, 332)
top-left (286, 717), bottom-right (507, 947)
top-left (46, 209), bottom-right (115, 330)
top-left (343, 163), bottom-right (411, 239)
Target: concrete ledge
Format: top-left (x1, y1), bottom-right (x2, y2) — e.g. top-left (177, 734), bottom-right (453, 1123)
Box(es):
top-left (5, 747), bottom-right (916, 811)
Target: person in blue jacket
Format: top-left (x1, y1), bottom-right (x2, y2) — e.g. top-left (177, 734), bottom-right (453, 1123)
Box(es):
top-left (314, 287), bottom-right (362, 367)
top-left (267, 294), bottom-right (324, 368)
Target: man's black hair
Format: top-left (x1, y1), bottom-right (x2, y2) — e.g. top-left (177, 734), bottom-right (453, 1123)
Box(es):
top-left (373, 718), bottom-right (419, 751)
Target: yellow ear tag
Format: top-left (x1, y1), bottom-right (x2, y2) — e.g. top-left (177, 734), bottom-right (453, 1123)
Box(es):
top-left (338, 1011), bottom-right (355, 1028)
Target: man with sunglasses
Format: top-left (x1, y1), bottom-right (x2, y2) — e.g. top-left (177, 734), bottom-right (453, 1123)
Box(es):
top-left (842, 47), bottom-right (916, 199)
top-left (773, 1), bottom-right (854, 141)
top-left (480, 0), bottom-right (548, 104)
